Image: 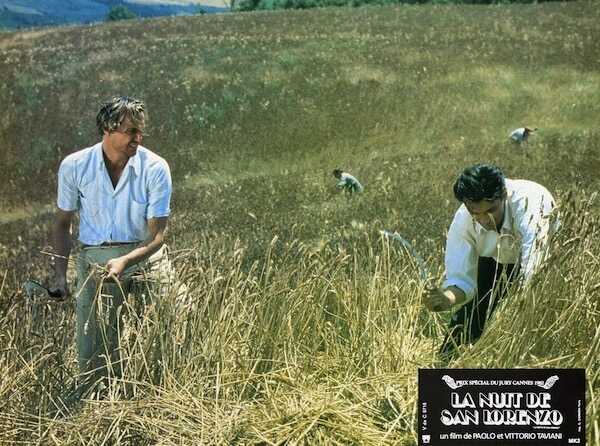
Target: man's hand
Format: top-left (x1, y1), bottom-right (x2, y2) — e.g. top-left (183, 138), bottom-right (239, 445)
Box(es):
top-left (103, 217), bottom-right (168, 282)
top-left (49, 275), bottom-right (68, 299)
top-left (423, 286), bottom-right (467, 312)
top-left (424, 287), bottom-right (453, 312)
top-left (24, 278), bottom-right (67, 300)
top-left (105, 256), bottom-right (130, 281)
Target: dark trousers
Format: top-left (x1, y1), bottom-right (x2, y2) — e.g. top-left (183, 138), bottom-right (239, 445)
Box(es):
top-left (440, 257), bottom-right (518, 359)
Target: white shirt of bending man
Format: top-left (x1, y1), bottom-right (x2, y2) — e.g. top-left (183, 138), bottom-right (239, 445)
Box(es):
top-left (442, 178), bottom-right (556, 304)
top-left (337, 172), bottom-right (364, 193)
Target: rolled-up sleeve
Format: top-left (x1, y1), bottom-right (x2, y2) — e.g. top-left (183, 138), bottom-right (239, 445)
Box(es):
top-left (516, 190), bottom-right (556, 284)
top-left (443, 209), bottom-right (478, 301)
top-left (57, 157), bottom-right (79, 211)
top-left (147, 159), bottom-right (172, 219)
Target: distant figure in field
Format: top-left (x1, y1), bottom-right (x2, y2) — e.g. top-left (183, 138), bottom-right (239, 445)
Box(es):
top-left (424, 164), bottom-right (557, 361)
top-left (509, 126), bottom-right (537, 143)
top-left (333, 168), bottom-right (364, 194)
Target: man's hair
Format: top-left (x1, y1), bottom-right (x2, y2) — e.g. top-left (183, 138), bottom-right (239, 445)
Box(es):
top-left (332, 168), bottom-right (343, 178)
top-left (96, 96), bottom-right (146, 137)
top-left (453, 164), bottom-right (505, 202)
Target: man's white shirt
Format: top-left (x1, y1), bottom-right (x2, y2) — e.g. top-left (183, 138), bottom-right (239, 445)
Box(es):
top-left (57, 142), bottom-right (172, 245)
top-left (442, 179), bottom-right (556, 301)
top-left (337, 172), bottom-right (364, 192)
top-left (509, 128), bottom-right (526, 141)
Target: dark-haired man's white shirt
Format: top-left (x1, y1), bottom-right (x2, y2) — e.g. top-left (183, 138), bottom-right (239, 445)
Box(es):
top-left (442, 179), bottom-right (556, 301)
top-left (509, 128), bottom-right (528, 142)
top-left (57, 142), bottom-right (172, 245)
top-left (336, 172), bottom-right (364, 193)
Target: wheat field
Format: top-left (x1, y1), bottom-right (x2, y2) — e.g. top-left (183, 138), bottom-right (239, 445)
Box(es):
top-left (0, 2), bottom-right (599, 444)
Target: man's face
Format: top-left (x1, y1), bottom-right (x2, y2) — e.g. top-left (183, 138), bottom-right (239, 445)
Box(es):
top-left (106, 115), bottom-right (145, 158)
top-left (464, 197), bottom-right (505, 231)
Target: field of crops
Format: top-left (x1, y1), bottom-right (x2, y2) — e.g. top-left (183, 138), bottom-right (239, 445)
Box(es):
top-left (0, 1), bottom-right (599, 444)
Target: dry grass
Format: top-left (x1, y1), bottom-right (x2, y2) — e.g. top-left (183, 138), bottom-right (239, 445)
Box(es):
top-left (0, 2), bottom-right (599, 444)
top-left (0, 192), bottom-right (598, 444)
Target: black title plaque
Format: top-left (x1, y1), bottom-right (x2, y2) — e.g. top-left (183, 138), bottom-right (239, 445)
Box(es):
top-left (418, 369), bottom-right (585, 446)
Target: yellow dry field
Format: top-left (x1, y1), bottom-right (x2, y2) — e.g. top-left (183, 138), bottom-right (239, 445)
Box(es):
top-left (0, 2), bottom-right (598, 444)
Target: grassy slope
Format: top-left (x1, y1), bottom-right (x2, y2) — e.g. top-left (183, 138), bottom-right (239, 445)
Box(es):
top-left (0, 2), bottom-right (599, 444)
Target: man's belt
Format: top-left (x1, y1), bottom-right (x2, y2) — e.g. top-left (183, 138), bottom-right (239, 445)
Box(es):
top-left (82, 241), bottom-right (140, 249)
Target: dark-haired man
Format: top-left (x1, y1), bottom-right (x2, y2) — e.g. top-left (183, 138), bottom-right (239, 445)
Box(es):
top-left (51, 96), bottom-right (172, 394)
top-left (509, 126), bottom-right (537, 143)
top-left (333, 168), bottom-right (364, 194)
top-left (424, 164), bottom-right (556, 358)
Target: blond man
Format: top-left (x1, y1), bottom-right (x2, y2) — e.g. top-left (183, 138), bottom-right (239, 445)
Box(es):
top-left (51, 96), bottom-right (172, 393)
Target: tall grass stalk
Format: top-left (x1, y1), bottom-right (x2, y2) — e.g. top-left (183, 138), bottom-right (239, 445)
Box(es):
top-left (0, 191), bottom-right (597, 444)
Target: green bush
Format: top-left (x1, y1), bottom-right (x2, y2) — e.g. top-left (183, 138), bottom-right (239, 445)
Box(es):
top-left (106, 5), bottom-right (137, 21)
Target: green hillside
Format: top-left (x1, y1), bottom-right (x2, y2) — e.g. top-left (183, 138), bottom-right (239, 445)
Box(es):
top-left (0, 2), bottom-right (599, 444)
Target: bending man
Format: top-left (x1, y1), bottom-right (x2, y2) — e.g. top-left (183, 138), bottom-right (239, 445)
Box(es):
top-left (424, 164), bottom-right (556, 359)
top-left (333, 168), bottom-right (364, 194)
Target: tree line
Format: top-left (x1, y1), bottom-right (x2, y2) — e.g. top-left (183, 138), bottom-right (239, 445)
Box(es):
top-left (106, 4), bottom-right (206, 22)
top-left (234, 0), bottom-right (571, 12)
top-left (105, 0), bottom-right (572, 20)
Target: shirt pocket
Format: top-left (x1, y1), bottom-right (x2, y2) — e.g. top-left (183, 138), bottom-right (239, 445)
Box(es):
top-left (496, 233), bottom-right (521, 264)
top-left (129, 198), bottom-right (148, 235)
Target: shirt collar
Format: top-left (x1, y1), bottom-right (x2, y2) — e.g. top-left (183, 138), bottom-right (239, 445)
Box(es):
top-left (500, 182), bottom-right (517, 234)
top-left (94, 142), bottom-right (104, 171)
top-left (499, 198), bottom-right (513, 234)
top-left (474, 206), bottom-right (512, 234)
top-left (130, 148), bottom-right (142, 176)
top-left (95, 142), bottom-right (142, 176)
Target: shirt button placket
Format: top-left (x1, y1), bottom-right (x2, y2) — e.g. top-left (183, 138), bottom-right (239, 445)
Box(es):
top-left (110, 195), bottom-right (116, 241)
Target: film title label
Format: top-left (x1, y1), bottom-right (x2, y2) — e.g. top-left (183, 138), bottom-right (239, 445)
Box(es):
top-left (418, 369), bottom-right (585, 446)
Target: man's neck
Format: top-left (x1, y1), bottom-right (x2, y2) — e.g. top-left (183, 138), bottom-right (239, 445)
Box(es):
top-left (102, 142), bottom-right (129, 171)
